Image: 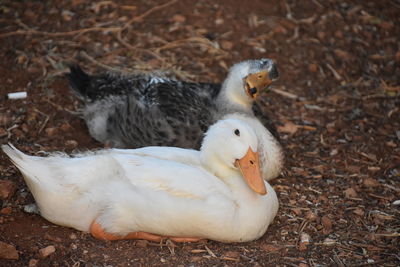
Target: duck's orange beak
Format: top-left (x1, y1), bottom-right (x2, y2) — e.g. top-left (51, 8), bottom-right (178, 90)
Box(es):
top-left (235, 148), bottom-right (266, 195)
top-left (244, 70), bottom-right (273, 99)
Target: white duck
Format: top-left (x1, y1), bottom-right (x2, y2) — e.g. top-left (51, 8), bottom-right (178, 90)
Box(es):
top-left (2, 119), bottom-right (279, 243)
top-left (130, 114), bottom-right (284, 181)
top-left (66, 59), bottom-right (279, 149)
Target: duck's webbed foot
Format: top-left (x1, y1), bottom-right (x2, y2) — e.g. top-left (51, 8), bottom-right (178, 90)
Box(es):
top-left (90, 221), bottom-right (203, 242)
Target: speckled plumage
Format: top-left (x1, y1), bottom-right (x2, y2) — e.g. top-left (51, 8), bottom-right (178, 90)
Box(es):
top-left (66, 59), bottom-right (278, 149)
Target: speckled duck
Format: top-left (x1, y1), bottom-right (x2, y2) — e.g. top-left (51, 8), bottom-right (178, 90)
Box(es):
top-left (66, 59), bottom-right (279, 149)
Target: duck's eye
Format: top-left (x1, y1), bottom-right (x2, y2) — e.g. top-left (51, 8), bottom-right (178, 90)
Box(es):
top-left (234, 129), bottom-right (240, 136)
top-left (250, 160), bottom-right (254, 165)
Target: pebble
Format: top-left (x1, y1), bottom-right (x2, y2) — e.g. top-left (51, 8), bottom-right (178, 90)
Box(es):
top-left (0, 241), bottom-right (19, 260)
top-left (0, 180), bottom-right (17, 199)
top-left (45, 127), bottom-right (58, 137)
top-left (69, 233), bottom-right (77, 240)
top-left (65, 140), bottom-right (78, 149)
top-left (38, 245), bottom-right (56, 258)
top-left (171, 14), bottom-right (186, 23)
top-left (28, 259), bottom-right (39, 267)
top-left (220, 40), bottom-right (234, 50)
top-left (24, 203), bottom-right (40, 214)
top-left (308, 63), bottom-right (318, 73)
top-left (1, 207), bottom-right (12, 215)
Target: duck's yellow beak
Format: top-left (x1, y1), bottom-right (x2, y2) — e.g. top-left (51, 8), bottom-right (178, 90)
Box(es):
top-left (235, 148), bottom-right (266, 195)
top-left (244, 70), bottom-right (273, 99)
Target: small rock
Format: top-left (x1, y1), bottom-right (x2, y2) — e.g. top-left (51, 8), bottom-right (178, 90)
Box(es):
top-left (191, 256), bottom-right (203, 262)
top-left (1, 207), bottom-right (12, 215)
top-left (0, 241), bottom-right (19, 260)
top-left (69, 233), bottom-right (77, 240)
top-left (308, 63), bottom-right (318, 73)
top-left (334, 49), bottom-right (352, 61)
top-left (363, 178), bottom-right (380, 187)
top-left (45, 127), bottom-right (58, 137)
top-left (0, 180), bottom-right (17, 199)
top-left (28, 259), bottom-right (39, 267)
top-left (334, 30), bottom-right (343, 39)
top-left (135, 240), bottom-right (148, 248)
top-left (344, 187), bottom-right (358, 198)
top-left (65, 140), bottom-right (78, 149)
top-left (305, 211), bottom-right (318, 221)
top-left (215, 18), bottom-right (224, 25)
top-left (171, 14), bottom-right (186, 23)
top-left (291, 208), bottom-right (302, 216)
top-left (38, 245), bottom-right (56, 258)
top-left (321, 215), bottom-right (333, 234)
top-left (44, 233), bottom-right (62, 242)
top-left (220, 40), bottom-right (234, 50)
top-left (59, 123), bottom-right (72, 132)
top-left (353, 208), bottom-right (365, 216)
top-left (24, 203), bottom-right (40, 214)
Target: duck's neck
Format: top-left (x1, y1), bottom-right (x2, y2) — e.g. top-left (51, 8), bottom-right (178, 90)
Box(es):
top-left (216, 78), bottom-right (253, 115)
top-left (200, 153), bottom-right (256, 196)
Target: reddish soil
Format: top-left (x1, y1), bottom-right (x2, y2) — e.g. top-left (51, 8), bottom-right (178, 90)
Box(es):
top-left (0, 0), bottom-right (399, 266)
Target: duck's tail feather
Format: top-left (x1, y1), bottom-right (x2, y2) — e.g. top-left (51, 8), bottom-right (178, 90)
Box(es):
top-left (2, 144), bottom-right (40, 183)
top-left (65, 64), bottom-right (91, 100)
top-left (2, 143), bottom-right (27, 168)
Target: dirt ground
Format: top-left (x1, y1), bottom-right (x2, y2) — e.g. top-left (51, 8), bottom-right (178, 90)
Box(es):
top-left (0, 0), bottom-right (399, 266)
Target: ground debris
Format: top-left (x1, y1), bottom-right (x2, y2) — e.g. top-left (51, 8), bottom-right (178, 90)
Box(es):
top-left (0, 180), bottom-right (17, 199)
top-left (0, 241), bottom-right (19, 260)
top-left (38, 245), bottom-right (56, 258)
top-left (0, 0), bottom-right (399, 266)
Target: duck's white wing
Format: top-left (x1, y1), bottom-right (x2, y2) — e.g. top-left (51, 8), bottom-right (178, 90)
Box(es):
top-left (99, 153), bottom-right (238, 238)
top-left (113, 152), bottom-right (231, 199)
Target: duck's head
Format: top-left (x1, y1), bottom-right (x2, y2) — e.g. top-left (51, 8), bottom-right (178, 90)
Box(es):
top-left (200, 119), bottom-right (267, 195)
top-left (221, 59), bottom-right (279, 108)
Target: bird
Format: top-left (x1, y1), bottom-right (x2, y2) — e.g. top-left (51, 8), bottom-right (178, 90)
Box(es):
top-left (66, 59), bottom-right (279, 150)
top-left (2, 118), bottom-right (280, 243)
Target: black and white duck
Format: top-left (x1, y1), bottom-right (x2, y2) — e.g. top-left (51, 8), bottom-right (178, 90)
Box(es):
top-left (66, 59), bottom-right (279, 150)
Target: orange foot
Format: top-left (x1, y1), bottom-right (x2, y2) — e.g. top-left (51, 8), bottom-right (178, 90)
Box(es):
top-left (90, 221), bottom-right (203, 242)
